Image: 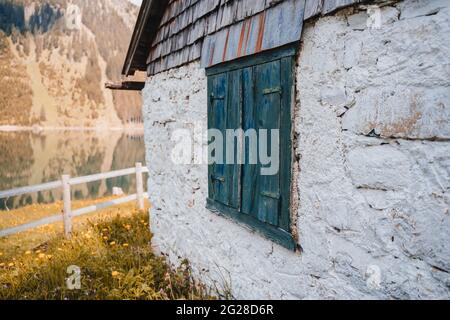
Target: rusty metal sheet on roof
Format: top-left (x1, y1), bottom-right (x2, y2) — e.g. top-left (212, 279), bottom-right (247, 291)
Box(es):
top-left (200, 0), bottom-right (306, 68)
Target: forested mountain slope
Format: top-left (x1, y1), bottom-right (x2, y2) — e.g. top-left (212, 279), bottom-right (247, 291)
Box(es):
top-left (0, 0), bottom-right (142, 127)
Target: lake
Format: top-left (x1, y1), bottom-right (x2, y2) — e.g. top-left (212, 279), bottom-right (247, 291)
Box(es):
top-left (0, 131), bottom-right (146, 210)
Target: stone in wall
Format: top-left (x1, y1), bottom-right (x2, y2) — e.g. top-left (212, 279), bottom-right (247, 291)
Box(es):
top-left (341, 0), bottom-right (450, 140)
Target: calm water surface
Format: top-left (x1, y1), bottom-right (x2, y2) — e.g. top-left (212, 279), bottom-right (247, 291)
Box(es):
top-left (0, 131), bottom-right (146, 209)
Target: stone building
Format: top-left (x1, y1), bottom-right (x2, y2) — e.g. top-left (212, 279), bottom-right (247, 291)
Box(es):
top-left (117, 0), bottom-right (450, 299)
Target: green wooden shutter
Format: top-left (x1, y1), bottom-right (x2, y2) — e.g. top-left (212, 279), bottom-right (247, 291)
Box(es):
top-left (208, 71), bottom-right (240, 209)
top-left (224, 69), bottom-right (241, 209)
top-left (242, 56), bottom-right (294, 232)
top-left (207, 46), bottom-right (295, 248)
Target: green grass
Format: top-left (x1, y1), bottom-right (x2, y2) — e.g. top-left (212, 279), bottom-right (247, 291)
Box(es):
top-left (0, 208), bottom-right (213, 300)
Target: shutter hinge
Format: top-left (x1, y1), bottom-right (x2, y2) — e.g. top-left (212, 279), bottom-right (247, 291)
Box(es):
top-left (211, 175), bottom-right (225, 183)
top-left (210, 93), bottom-right (225, 100)
top-left (263, 86), bottom-right (282, 95)
top-left (260, 191), bottom-right (281, 200)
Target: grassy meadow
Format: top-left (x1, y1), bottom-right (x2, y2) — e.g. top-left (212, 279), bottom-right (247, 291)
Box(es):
top-left (0, 198), bottom-right (213, 300)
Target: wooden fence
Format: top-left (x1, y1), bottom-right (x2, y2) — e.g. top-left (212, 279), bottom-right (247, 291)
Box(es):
top-left (0, 163), bottom-right (149, 239)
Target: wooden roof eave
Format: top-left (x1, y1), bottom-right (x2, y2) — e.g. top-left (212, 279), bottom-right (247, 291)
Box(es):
top-left (122, 0), bottom-right (170, 76)
top-left (105, 81), bottom-right (146, 91)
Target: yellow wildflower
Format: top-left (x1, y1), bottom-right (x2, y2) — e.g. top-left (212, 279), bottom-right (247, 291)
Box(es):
top-left (103, 236), bottom-right (108, 240)
top-left (111, 271), bottom-right (119, 277)
top-left (0, 263), bottom-right (5, 267)
top-left (123, 243), bottom-right (129, 248)
top-left (109, 241), bottom-right (116, 246)
top-left (38, 253), bottom-right (46, 259)
top-left (25, 251), bottom-right (32, 255)
top-left (8, 263), bottom-right (14, 267)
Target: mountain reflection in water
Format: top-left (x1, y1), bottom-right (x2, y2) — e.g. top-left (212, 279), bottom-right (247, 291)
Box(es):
top-left (0, 131), bottom-right (146, 210)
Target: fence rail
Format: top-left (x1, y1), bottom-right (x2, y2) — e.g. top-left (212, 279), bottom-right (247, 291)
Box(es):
top-left (0, 163), bottom-right (149, 239)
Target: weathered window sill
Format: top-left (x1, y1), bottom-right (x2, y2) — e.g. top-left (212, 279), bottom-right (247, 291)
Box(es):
top-left (206, 198), bottom-right (296, 251)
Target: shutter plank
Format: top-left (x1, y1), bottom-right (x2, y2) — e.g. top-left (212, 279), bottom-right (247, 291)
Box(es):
top-left (225, 69), bottom-right (242, 209)
top-left (208, 72), bottom-right (228, 204)
top-left (279, 56), bottom-right (294, 232)
top-left (241, 66), bottom-right (258, 217)
top-left (255, 60), bottom-right (282, 227)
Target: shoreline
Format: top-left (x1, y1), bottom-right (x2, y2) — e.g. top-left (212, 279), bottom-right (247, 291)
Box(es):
top-left (0, 125), bottom-right (144, 133)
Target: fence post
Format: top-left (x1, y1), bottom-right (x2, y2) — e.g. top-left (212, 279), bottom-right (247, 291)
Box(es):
top-left (135, 163), bottom-right (145, 211)
top-left (62, 174), bottom-right (72, 238)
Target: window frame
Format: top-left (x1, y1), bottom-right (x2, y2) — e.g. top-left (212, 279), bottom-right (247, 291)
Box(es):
top-left (206, 44), bottom-right (297, 251)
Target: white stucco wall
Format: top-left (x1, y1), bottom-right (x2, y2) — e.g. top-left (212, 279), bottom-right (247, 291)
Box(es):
top-left (142, 0), bottom-right (450, 299)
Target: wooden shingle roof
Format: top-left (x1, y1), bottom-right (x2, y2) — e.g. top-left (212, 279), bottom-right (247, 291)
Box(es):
top-left (122, 0), bottom-right (377, 76)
